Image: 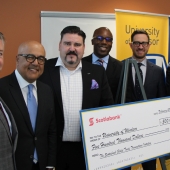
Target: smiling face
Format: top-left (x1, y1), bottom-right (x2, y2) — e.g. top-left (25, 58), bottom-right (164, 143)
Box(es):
top-left (92, 27), bottom-right (113, 58)
top-left (59, 33), bottom-right (85, 70)
top-left (130, 33), bottom-right (150, 61)
top-left (16, 41), bottom-right (45, 83)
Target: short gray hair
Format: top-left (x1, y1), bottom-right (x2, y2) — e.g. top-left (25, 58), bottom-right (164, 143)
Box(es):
top-left (0, 32), bottom-right (5, 43)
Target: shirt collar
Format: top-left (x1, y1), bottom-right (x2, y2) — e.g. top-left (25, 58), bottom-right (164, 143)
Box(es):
top-left (132, 57), bottom-right (147, 67)
top-left (92, 53), bottom-right (109, 64)
top-left (55, 56), bottom-right (82, 71)
top-left (15, 69), bottom-right (37, 89)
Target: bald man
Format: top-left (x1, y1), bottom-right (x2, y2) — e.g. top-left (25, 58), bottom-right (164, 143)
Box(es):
top-left (83, 27), bottom-right (122, 101)
top-left (0, 41), bottom-right (56, 170)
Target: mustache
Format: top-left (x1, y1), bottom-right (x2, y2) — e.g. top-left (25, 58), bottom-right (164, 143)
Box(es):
top-left (66, 51), bottom-right (77, 56)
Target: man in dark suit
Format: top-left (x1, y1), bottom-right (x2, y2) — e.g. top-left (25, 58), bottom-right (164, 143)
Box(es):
top-left (124, 30), bottom-right (166, 170)
top-left (0, 41), bottom-right (56, 170)
top-left (39, 26), bottom-right (114, 170)
top-left (0, 32), bottom-right (18, 170)
top-left (83, 27), bottom-right (122, 101)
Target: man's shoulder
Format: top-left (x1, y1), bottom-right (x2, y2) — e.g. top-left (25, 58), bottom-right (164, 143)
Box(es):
top-left (147, 60), bottom-right (163, 71)
top-left (45, 57), bottom-right (58, 67)
top-left (82, 54), bottom-right (92, 61)
top-left (108, 56), bottom-right (122, 66)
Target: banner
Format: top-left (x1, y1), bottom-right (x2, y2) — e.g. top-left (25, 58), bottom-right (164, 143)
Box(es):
top-left (115, 10), bottom-right (169, 63)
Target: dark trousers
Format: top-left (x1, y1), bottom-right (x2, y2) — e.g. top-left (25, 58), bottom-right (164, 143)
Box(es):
top-left (32, 162), bottom-right (40, 170)
top-left (57, 141), bottom-right (86, 170)
top-left (123, 159), bottom-right (156, 170)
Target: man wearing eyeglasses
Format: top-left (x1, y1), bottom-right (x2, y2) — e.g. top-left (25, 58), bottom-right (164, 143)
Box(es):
top-left (0, 41), bottom-right (56, 170)
top-left (124, 30), bottom-right (166, 170)
top-left (83, 27), bottom-right (122, 101)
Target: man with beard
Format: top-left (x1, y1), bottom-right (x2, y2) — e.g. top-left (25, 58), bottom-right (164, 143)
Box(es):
top-left (83, 27), bottom-right (122, 101)
top-left (124, 30), bottom-right (166, 170)
top-left (39, 26), bottom-right (114, 170)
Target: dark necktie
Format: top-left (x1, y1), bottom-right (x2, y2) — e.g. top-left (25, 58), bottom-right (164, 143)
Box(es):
top-left (135, 63), bottom-right (143, 101)
top-left (27, 84), bottom-right (38, 162)
top-left (97, 59), bottom-right (104, 67)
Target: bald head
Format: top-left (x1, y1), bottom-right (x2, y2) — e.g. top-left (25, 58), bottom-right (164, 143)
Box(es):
top-left (93, 27), bottom-right (113, 38)
top-left (92, 27), bottom-right (113, 58)
top-left (16, 41), bottom-right (46, 83)
top-left (18, 41), bottom-right (45, 55)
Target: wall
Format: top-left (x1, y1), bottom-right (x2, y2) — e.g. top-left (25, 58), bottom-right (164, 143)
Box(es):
top-left (1, 0), bottom-right (170, 77)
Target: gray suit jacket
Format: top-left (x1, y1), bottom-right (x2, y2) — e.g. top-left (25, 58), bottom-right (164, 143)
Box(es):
top-left (0, 97), bottom-right (18, 170)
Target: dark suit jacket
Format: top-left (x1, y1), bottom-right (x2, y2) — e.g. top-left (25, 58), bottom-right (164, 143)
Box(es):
top-left (125, 59), bottom-right (166, 102)
top-left (39, 58), bottom-right (114, 149)
top-left (0, 72), bottom-right (56, 170)
top-left (0, 97), bottom-right (18, 170)
top-left (82, 54), bottom-right (122, 101)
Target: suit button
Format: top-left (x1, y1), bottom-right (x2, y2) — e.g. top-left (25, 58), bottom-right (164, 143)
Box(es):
top-left (30, 155), bottom-right (33, 159)
top-left (34, 137), bottom-right (37, 140)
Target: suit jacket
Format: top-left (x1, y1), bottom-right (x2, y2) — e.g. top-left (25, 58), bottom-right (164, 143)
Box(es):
top-left (0, 97), bottom-right (18, 170)
top-left (0, 72), bottom-right (56, 170)
top-left (82, 54), bottom-right (122, 101)
top-left (166, 66), bottom-right (170, 95)
top-left (125, 59), bottom-right (166, 102)
top-left (39, 58), bottom-right (114, 148)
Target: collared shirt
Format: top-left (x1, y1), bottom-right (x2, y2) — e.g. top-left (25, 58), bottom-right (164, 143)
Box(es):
top-left (132, 57), bottom-right (147, 85)
top-left (15, 69), bottom-right (37, 104)
top-left (92, 53), bottom-right (109, 70)
top-left (56, 57), bottom-right (83, 141)
top-left (0, 101), bottom-right (12, 134)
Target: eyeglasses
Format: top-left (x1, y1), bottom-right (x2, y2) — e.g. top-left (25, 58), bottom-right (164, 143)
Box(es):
top-left (18, 54), bottom-right (46, 65)
top-left (132, 41), bottom-right (149, 47)
top-left (93, 36), bottom-right (113, 42)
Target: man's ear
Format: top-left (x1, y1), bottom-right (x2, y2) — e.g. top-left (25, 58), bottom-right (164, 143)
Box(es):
top-left (91, 39), bottom-right (94, 45)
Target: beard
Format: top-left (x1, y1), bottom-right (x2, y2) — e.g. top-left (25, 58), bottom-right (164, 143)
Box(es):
top-left (65, 51), bottom-right (78, 65)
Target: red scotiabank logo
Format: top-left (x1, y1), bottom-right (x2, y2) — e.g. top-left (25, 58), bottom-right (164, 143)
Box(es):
top-left (89, 115), bottom-right (121, 126)
top-left (89, 118), bottom-right (94, 126)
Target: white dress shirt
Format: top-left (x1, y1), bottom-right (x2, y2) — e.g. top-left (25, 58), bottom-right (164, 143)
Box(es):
top-left (15, 69), bottom-right (37, 104)
top-left (132, 58), bottom-right (147, 85)
top-left (56, 57), bottom-right (83, 141)
top-left (92, 53), bottom-right (109, 70)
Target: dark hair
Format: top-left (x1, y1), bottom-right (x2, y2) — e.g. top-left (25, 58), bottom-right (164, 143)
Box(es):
top-left (60, 26), bottom-right (86, 43)
top-left (131, 30), bottom-right (150, 42)
top-left (0, 32), bottom-right (5, 43)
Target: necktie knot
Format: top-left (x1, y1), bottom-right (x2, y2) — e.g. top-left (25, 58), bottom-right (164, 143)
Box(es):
top-left (97, 59), bottom-right (104, 66)
top-left (137, 63), bottom-right (143, 68)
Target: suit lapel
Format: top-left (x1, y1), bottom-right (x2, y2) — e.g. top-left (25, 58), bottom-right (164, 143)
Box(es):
top-left (144, 60), bottom-right (153, 88)
top-left (49, 66), bottom-right (63, 112)
top-left (81, 61), bottom-right (93, 109)
top-left (0, 109), bottom-right (12, 144)
top-left (9, 72), bottom-right (34, 134)
top-left (0, 97), bottom-right (18, 149)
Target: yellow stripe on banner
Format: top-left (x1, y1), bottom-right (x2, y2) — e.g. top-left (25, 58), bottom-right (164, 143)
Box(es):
top-left (116, 12), bottom-right (168, 62)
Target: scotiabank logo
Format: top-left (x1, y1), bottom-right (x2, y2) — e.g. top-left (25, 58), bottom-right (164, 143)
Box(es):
top-left (89, 118), bottom-right (94, 126)
top-left (89, 115), bottom-right (121, 126)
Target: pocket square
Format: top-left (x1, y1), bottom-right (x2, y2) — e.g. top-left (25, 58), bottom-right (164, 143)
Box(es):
top-left (91, 79), bottom-right (99, 89)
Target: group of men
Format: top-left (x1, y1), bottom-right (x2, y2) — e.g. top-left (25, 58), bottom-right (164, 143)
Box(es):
top-left (0, 25), bottom-right (168, 170)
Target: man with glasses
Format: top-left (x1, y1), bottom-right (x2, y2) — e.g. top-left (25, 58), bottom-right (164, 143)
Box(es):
top-left (124, 30), bottom-right (166, 170)
top-left (0, 32), bottom-right (18, 170)
top-left (83, 27), bottom-right (122, 101)
top-left (0, 41), bottom-right (56, 170)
